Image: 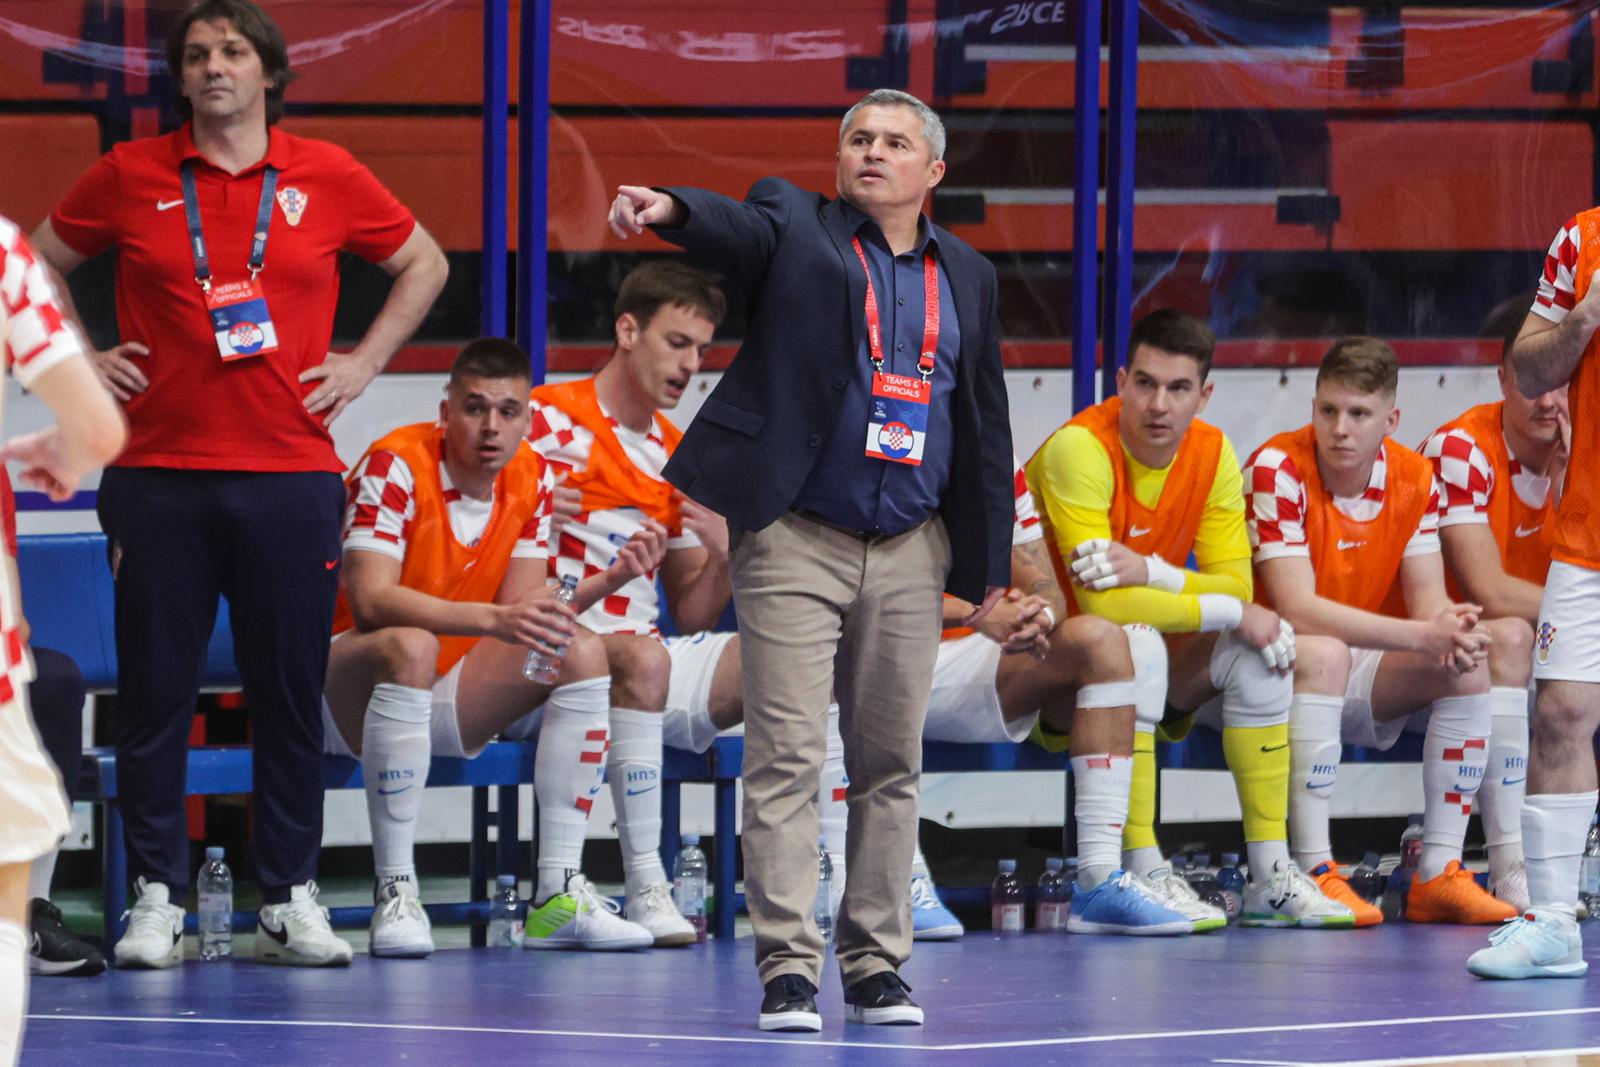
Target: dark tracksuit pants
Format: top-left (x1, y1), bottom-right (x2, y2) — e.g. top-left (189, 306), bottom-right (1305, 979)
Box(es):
top-left (27, 647), bottom-right (87, 806)
top-left (97, 467), bottom-right (344, 904)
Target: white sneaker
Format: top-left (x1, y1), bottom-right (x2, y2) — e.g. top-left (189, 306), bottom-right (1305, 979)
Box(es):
top-left (1142, 867), bottom-right (1226, 932)
top-left (625, 882), bottom-right (697, 947)
top-left (1490, 864), bottom-right (1532, 914)
top-left (113, 877), bottom-right (184, 969)
top-left (1240, 860), bottom-right (1357, 928)
top-left (370, 879), bottom-right (433, 958)
top-left (1468, 908), bottom-right (1588, 979)
top-left (257, 882), bottom-right (353, 967)
top-left (525, 874), bottom-right (653, 951)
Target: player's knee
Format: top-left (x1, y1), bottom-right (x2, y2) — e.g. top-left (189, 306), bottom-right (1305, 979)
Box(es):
top-left (563, 627), bottom-right (610, 684)
top-left (1484, 617), bottom-right (1534, 687)
top-left (1122, 623), bottom-right (1168, 730)
top-left (605, 634), bottom-right (670, 707)
top-left (1061, 614), bottom-right (1133, 684)
top-left (1292, 634), bottom-right (1350, 697)
top-left (375, 627), bottom-right (440, 688)
top-left (1214, 631), bottom-right (1291, 726)
top-left (1532, 682), bottom-right (1600, 748)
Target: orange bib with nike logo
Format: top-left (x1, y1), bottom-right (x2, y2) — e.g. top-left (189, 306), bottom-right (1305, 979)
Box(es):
top-left (1435, 402), bottom-right (1553, 595)
top-left (1552, 207), bottom-right (1600, 570)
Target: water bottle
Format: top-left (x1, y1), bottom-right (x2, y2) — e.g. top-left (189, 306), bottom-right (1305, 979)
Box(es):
top-left (991, 859), bottom-right (1024, 935)
top-left (1384, 814), bottom-right (1426, 919)
top-left (814, 840), bottom-right (835, 944)
top-left (523, 574), bottom-right (580, 683)
top-left (1581, 815), bottom-right (1600, 920)
top-left (1216, 852), bottom-right (1245, 922)
top-left (197, 847), bottom-right (232, 961)
top-left (1035, 858), bottom-right (1067, 932)
top-left (488, 874), bottom-right (525, 947)
top-left (1063, 857), bottom-right (1079, 903)
top-left (1186, 852), bottom-right (1228, 913)
top-left (1349, 851), bottom-right (1385, 903)
top-left (673, 834), bottom-right (709, 943)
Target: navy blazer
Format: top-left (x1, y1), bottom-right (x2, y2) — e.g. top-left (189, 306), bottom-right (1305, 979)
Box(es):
top-left (657, 178), bottom-right (1013, 601)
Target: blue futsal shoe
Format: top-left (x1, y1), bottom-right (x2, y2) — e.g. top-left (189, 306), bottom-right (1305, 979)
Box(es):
top-left (1467, 909), bottom-right (1588, 979)
top-left (1066, 870), bottom-right (1193, 936)
top-left (909, 872), bottom-right (965, 941)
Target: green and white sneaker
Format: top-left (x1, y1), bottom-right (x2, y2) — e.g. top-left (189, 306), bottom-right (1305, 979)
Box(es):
top-left (1142, 867), bottom-right (1227, 933)
top-left (1240, 860), bottom-right (1356, 928)
top-left (524, 874), bottom-right (652, 951)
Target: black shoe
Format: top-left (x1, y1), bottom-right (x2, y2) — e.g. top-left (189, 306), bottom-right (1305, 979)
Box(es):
top-left (844, 971), bottom-right (923, 1025)
top-left (29, 899), bottom-right (107, 977)
top-left (758, 974), bottom-right (821, 1032)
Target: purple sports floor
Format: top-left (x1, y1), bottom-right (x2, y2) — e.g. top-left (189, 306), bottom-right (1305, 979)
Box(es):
top-left (20, 923), bottom-right (1600, 1065)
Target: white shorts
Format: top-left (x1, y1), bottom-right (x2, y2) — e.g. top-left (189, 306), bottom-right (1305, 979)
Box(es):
top-left (663, 630), bottom-right (741, 753)
top-left (0, 684), bottom-right (69, 865)
top-left (321, 643), bottom-right (473, 758)
top-left (922, 632), bottom-right (1035, 744)
top-left (1533, 560), bottom-right (1600, 683)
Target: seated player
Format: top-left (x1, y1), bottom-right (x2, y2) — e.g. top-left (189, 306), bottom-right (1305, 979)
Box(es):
top-left (1028, 309), bottom-right (1352, 930)
top-left (1419, 318), bottom-right (1565, 912)
top-left (662, 459), bottom-right (1180, 936)
top-left (526, 262), bottom-right (731, 946)
top-left (325, 338), bottom-right (662, 956)
top-left (1247, 336), bottom-right (1525, 927)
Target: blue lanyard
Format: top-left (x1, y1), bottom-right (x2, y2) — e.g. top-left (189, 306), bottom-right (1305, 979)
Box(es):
top-left (179, 161), bottom-right (278, 293)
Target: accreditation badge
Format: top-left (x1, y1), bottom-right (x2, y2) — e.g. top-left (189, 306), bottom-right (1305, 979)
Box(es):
top-left (864, 372), bottom-right (931, 466)
top-left (205, 278), bottom-right (280, 361)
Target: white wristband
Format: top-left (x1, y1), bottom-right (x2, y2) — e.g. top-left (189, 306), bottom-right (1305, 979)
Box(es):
top-left (1196, 594), bottom-right (1244, 633)
top-left (1143, 554), bottom-right (1186, 594)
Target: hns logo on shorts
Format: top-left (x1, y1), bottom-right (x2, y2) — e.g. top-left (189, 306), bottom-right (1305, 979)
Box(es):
top-left (1537, 621), bottom-right (1558, 665)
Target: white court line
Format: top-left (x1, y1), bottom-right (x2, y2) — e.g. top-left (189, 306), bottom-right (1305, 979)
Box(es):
top-left (29, 1005), bottom-right (1600, 1054)
top-left (1316, 1047), bottom-right (1600, 1066)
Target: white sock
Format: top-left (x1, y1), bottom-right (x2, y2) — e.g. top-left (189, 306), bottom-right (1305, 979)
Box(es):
top-left (607, 708), bottom-right (668, 897)
top-left (1480, 686), bottom-right (1530, 882)
top-left (0, 918), bottom-right (25, 1067)
top-left (1247, 840), bottom-right (1292, 885)
top-left (534, 677), bottom-right (610, 904)
top-left (28, 846), bottom-right (59, 902)
top-left (1419, 693), bottom-right (1491, 881)
top-left (817, 704), bottom-right (849, 886)
top-left (1524, 791), bottom-right (1598, 918)
top-left (1071, 753), bottom-right (1132, 889)
top-left (362, 683), bottom-right (433, 887)
top-left (1288, 693), bottom-right (1343, 870)
top-left (1122, 846), bottom-right (1165, 878)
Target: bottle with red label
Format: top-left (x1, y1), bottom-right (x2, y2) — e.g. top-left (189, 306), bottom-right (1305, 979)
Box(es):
top-left (992, 859), bottom-right (1024, 935)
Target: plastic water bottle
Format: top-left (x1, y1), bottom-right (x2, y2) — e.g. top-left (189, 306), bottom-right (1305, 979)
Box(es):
top-left (1063, 857), bottom-right (1079, 903)
top-left (1186, 852), bottom-right (1227, 912)
top-left (1384, 813), bottom-right (1426, 919)
top-left (1035, 858), bottom-right (1067, 931)
top-left (991, 859), bottom-right (1024, 935)
top-left (197, 847), bottom-right (232, 961)
top-left (1350, 851), bottom-right (1385, 903)
top-left (1581, 815), bottom-right (1600, 920)
top-left (488, 874), bottom-right (525, 947)
top-left (673, 834), bottom-right (709, 943)
top-left (523, 574), bottom-right (580, 683)
top-left (814, 841), bottom-right (835, 944)
top-left (1216, 853), bottom-right (1245, 922)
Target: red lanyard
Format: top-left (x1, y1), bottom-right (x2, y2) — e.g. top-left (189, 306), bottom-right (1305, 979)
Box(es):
top-left (850, 236), bottom-right (940, 379)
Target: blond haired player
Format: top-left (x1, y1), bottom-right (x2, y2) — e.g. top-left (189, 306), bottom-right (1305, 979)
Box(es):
top-left (1247, 337), bottom-right (1524, 928)
top-left (0, 219), bottom-right (125, 1064)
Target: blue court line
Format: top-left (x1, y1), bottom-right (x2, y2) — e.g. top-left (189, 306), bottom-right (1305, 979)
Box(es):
top-left (16, 489), bottom-right (95, 511)
top-left (29, 1004), bottom-right (1600, 1052)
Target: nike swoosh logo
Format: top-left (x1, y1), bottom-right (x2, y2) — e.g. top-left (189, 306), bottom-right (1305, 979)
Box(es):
top-left (259, 920), bottom-right (290, 946)
top-left (1501, 776), bottom-right (1526, 786)
top-left (1305, 780), bottom-right (1336, 790)
top-left (156, 198), bottom-right (183, 211)
top-left (1337, 540), bottom-right (1365, 551)
top-left (625, 786), bottom-right (657, 796)
top-left (1259, 743), bottom-right (1289, 752)
top-left (377, 785), bottom-right (413, 796)
top-left (1514, 524), bottom-right (1542, 538)
top-left (324, 559), bottom-right (338, 570)
top-left (1128, 526), bottom-right (1152, 538)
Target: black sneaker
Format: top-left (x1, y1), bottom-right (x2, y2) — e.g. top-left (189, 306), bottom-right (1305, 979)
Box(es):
top-left (844, 971), bottom-right (923, 1025)
top-left (29, 899), bottom-right (107, 977)
top-left (758, 974), bottom-right (821, 1032)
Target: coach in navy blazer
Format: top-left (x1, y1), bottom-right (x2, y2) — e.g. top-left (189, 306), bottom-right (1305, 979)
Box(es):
top-left (608, 90), bottom-right (1012, 1032)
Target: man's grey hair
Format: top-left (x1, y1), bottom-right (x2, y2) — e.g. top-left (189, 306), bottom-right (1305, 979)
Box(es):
top-left (839, 89), bottom-right (946, 162)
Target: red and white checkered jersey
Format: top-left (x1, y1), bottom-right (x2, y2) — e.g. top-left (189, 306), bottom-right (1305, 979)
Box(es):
top-left (1533, 216), bottom-right (1581, 324)
top-left (528, 396), bottom-right (697, 636)
top-left (1421, 426), bottom-right (1550, 527)
top-left (1012, 455), bottom-right (1043, 546)
top-left (0, 216), bottom-right (88, 697)
top-left (1247, 442), bottom-right (1440, 562)
top-left (343, 445), bottom-right (550, 561)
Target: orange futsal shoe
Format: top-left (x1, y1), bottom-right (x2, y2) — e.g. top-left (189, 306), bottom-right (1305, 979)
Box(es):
top-left (1309, 861), bottom-right (1383, 927)
top-left (1405, 860), bottom-right (1519, 924)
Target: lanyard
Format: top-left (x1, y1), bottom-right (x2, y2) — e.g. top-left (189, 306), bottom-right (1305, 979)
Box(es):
top-left (850, 236), bottom-right (940, 379)
top-left (180, 161), bottom-right (278, 293)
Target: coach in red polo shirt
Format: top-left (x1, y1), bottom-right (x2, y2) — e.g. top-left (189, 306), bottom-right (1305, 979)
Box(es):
top-left (29, 0), bottom-right (447, 969)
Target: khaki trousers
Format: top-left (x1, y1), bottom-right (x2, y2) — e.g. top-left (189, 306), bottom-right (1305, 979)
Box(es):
top-left (732, 510), bottom-right (950, 986)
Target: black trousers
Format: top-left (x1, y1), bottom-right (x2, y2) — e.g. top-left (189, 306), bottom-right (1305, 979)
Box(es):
top-left (27, 647), bottom-right (86, 805)
top-left (97, 467), bottom-right (344, 903)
